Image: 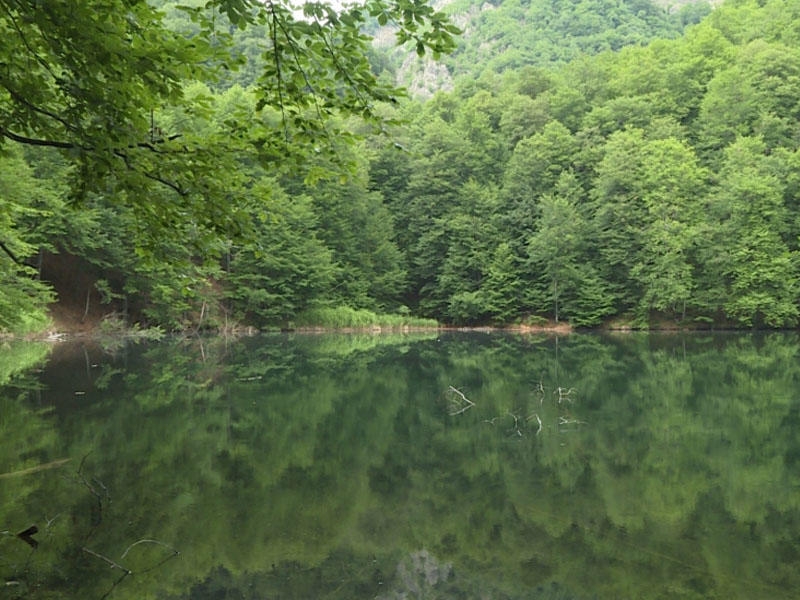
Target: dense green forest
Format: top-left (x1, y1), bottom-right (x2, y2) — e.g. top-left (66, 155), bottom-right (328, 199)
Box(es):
top-left (379, 0), bottom-right (711, 95)
top-left (2, 0), bottom-right (800, 333)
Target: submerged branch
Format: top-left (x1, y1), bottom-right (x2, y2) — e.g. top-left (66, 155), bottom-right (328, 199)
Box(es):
top-left (0, 458), bottom-right (71, 479)
top-left (120, 539), bottom-right (180, 560)
top-left (555, 387), bottom-right (576, 403)
top-left (527, 412), bottom-right (543, 435)
top-left (448, 385), bottom-right (475, 415)
top-left (507, 411), bottom-right (523, 436)
top-left (82, 547), bottom-right (132, 574)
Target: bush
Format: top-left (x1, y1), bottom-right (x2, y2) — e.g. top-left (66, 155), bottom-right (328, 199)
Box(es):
top-left (295, 306), bottom-right (438, 329)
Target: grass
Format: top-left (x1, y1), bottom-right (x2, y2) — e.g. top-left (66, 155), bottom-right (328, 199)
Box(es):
top-left (294, 306), bottom-right (439, 330)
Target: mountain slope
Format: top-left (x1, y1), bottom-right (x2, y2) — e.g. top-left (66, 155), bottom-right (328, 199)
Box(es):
top-left (374, 0), bottom-right (713, 97)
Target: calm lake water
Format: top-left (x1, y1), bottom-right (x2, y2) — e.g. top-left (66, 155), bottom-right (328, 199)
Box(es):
top-left (1, 331), bottom-right (799, 599)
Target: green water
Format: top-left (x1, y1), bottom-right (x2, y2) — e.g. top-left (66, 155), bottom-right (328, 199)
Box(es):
top-left (1, 332), bottom-right (799, 599)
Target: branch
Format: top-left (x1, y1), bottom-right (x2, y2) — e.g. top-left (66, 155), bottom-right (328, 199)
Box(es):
top-left (74, 454), bottom-right (108, 531)
top-left (1, 126), bottom-right (180, 153)
top-left (0, 457), bottom-right (71, 479)
top-left (120, 539), bottom-right (180, 560)
top-left (268, 3), bottom-right (331, 142)
top-left (273, 13), bottom-right (322, 110)
top-left (113, 150), bottom-right (188, 196)
top-left (312, 16), bottom-right (371, 110)
top-left (0, 1), bottom-right (60, 81)
top-left (16, 525), bottom-right (38, 549)
top-left (82, 547), bottom-right (132, 574)
top-left (268, 5), bottom-right (289, 142)
top-left (136, 133), bottom-right (182, 153)
top-left (555, 387), bottom-right (576, 403)
top-left (0, 241), bottom-right (22, 265)
top-left (6, 88), bottom-right (79, 134)
top-left (447, 385), bottom-right (475, 415)
top-left (527, 412), bottom-right (543, 435)
top-left (0, 127), bottom-right (75, 149)
top-left (507, 411), bottom-right (523, 436)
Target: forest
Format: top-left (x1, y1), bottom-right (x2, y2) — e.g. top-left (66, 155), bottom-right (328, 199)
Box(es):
top-left (2, 0), bottom-right (800, 333)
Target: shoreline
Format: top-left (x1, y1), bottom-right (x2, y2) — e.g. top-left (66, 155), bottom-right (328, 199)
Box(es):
top-left (7, 321), bottom-right (790, 343)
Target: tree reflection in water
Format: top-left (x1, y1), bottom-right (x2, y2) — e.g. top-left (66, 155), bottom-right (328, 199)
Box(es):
top-left (1, 331), bottom-right (799, 599)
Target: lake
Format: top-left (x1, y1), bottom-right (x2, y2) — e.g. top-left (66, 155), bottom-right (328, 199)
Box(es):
top-left (1, 331), bottom-right (799, 599)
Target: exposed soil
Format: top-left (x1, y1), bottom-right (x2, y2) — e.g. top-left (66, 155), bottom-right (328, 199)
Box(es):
top-left (39, 250), bottom-right (126, 335)
top-left (47, 302), bottom-right (106, 334)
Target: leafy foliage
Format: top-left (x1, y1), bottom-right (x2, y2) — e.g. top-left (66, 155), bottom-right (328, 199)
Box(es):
top-left (5, 0), bottom-right (800, 331)
top-left (0, 148), bottom-right (54, 332)
top-left (368, 0), bottom-right (800, 328)
top-left (0, 0), bottom-right (458, 332)
top-left (383, 0), bottom-right (712, 91)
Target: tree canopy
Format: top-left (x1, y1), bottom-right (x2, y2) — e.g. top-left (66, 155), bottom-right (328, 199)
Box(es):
top-left (0, 0), bottom-right (458, 332)
top-left (0, 0), bottom-right (457, 233)
top-left (4, 0), bottom-right (800, 333)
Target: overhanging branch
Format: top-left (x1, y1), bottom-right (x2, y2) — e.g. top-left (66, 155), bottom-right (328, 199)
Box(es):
top-left (0, 126), bottom-right (182, 152)
top-left (113, 149), bottom-right (188, 196)
top-left (0, 241), bottom-right (21, 264)
top-left (1, 127), bottom-right (189, 195)
top-left (0, 127), bottom-right (75, 149)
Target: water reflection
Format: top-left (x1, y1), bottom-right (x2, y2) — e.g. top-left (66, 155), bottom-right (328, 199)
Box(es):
top-left (1, 332), bottom-right (799, 598)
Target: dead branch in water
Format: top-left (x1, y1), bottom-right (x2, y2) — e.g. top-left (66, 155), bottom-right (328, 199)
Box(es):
top-left (0, 458), bottom-right (71, 479)
top-left (121, 539), bottom-right (180, 560)
top-left (527, 412), bottom-right (543, 435)
top-left (558, 416), bottom-right (586, 425)
top-left (507, 411), bottom-right (523, 437)
top-left (82, 547), bottom-right (132, 574)
top-left (16, 525), bottom-right (39, 548)
top-left (448, 386), bottom-right (475, 415)
top-left (536, 379), bottom-right (545, 404)
top-left (555, 387), bottom-right (576, 403)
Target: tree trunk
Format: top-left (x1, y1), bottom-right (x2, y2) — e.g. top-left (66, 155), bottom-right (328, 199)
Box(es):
top-left (554, 278), bottom-right (559, 323)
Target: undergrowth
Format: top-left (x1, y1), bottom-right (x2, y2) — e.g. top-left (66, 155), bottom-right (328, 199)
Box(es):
top-left (294, 306), bottom-right (438, 329)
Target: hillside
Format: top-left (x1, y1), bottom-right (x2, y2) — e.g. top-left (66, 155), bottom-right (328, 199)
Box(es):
top-left (372, 0), bottom-right (713, 97)
top-left (366, 0), bottom-right (800, 328)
